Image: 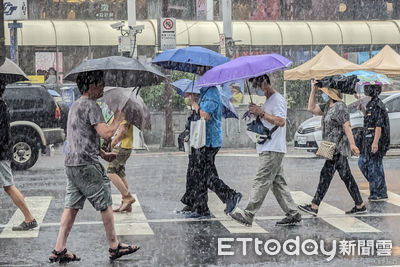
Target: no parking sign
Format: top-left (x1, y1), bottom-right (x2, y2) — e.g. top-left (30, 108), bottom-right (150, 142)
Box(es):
top-left (159, 18), bottom-right (176, 50)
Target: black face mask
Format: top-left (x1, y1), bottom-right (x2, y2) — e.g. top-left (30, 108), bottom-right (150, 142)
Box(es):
top-left (364, 85), bottom-right (381, 98)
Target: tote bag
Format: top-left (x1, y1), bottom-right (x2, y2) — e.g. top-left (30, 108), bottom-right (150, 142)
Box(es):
top-left (190, 118), bottom-right (206, 149)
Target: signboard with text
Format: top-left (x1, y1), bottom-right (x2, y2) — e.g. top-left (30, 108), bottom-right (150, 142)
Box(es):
top-left (196, 0), bottom-right (207, 20)
top-left (3, 0), bottom-right (27, 20)
top-left (159, 18), bottom-right (176, 51)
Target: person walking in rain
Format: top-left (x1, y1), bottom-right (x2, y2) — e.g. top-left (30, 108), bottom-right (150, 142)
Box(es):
top-left (299, 82), bottom-right (366, 216)
top-left (183, 67), bottom-right (242, 219)
top-left (49, 71), bottom-right (139, 263)
top-left (230, 74), bottom-right (302, 226)
top-left (357, 84), bottom-right (390, 201)
top-left (0, 81), bottom-right (38, 231)
top-left (107, 119), bottom-right (136, 212)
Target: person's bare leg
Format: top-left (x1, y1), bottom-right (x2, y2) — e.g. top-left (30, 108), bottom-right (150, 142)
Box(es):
top-left (101, 206), bottom-right (137, 253)
top-left (4, 185), bottom-right (34, 222)
top-left (108, 173), bottom-right (129, 197)
top-left (121, 176), bottom-right (129, 191)
top-left (54, 208), bottom-right (79, 251)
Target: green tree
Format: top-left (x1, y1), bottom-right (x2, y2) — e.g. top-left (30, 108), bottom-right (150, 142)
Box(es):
top-left (141, 70), bottom-right (195, 111)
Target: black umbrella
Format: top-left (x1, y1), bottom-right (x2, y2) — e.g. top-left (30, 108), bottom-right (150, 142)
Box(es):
top-left (315, 74), bottom-right (359, 94)
top-left (0, 58), bottom-right (29, 84)
top-left (64, 56), bottom-right (165, 87)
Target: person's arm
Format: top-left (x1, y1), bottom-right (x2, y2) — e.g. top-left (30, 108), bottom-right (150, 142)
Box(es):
top-left (189, 94), bottom-right (213, 121)
top-left (111, 122), bottom-right (130, 149)
top-left (308, 82), bottom-right (323, 116)
top-left (248, 103), bottom-right (285, 127)
top-left (343, 121), bottom-right (360, 156)
top-left (371, 127), bottom-right (382, 154)
top-left (94, 111), bottom-right (125, 139)
top-left (99, 149), bottom-right (117, 162)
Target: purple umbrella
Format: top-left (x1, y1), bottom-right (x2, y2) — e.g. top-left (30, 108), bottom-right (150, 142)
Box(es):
top-left (197, 53), bottom-right (292, 87)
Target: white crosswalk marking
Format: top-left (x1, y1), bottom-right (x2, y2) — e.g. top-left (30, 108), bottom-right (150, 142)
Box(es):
top-left (112, 194), bottom-right (154, 236)
top-left (291, 191), bottom-right (381, 233)
top-left (361, 190), bottom-right (400, 207)
top-left (0, 196), bottom-right (52, 238)
top-left (208, 193), bottom-right (268, 233)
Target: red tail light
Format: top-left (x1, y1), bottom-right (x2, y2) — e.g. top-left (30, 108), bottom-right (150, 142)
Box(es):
top-left (55, 105), bottom-right (61, 120)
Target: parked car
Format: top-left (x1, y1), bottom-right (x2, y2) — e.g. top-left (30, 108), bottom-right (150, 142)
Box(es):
top-left (3, 83), bottom-right (65, 170)
top-left (294, 91), bottom-right (400, 153)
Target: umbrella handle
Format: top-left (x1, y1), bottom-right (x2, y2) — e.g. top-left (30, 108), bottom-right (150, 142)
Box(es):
top-left (245, 80), bottom-right (253, 103)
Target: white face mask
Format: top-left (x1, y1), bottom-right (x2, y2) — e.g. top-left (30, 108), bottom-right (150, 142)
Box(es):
top-left (321, 93), bottom-right (330, 102)
top-left (255, 88), bottom-right (265, 96)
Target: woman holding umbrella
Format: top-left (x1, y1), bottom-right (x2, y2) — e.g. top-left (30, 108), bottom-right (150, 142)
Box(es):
top-left (299, 80), bottom-right (366, 216)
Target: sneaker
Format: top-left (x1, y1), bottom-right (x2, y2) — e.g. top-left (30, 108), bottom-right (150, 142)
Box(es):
top-left (185, 211), bottom-right (211, 219)
top-left (230, 212), bottom-right (252, 226)
top-left (369, 196), bottom-right (388, 202)
top-left (345, 205), bottom-right (367, 214)
top-left (298, 204), bottom-right (318, 216)
top-left (225, 192), bottom-right (243, 214)
top-left (12, 219), bottom-right (38, 231)
top-left (276, 213), bottom-right (302, 226)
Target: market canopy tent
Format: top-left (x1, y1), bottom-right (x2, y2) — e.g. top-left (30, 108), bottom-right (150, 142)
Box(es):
top-left (361, 45), bottom-right (400, 77)
top-left (284, 46), bottom-right (362, 80)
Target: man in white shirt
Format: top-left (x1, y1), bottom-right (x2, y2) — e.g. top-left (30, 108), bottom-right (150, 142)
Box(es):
top-left (230, 74), bottom-right (301, 226)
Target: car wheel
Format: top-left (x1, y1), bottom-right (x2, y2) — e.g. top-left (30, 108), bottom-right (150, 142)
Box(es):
top-left (10, 134), bottom-right (39, 170)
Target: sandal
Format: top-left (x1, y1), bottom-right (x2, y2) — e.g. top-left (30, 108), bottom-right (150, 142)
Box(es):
top-left (109, 242), bottom-right (140, 260)
top-left (49, 248), bottom-right (80, 263)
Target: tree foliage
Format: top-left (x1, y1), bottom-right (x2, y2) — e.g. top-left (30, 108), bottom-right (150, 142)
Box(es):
top-left (141, 70), bottom-right (194, 111)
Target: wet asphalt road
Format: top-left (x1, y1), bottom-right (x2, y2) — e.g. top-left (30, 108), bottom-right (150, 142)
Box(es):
top-left (1, 148), bottom-right (400, 267)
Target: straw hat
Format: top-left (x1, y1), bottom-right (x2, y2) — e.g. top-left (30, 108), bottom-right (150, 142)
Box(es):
top-left (318, 87), bottom-right (342, 101)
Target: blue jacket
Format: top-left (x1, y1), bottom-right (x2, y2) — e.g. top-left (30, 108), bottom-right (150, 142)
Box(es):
top-left (199, 87), bottom-right (222, 147)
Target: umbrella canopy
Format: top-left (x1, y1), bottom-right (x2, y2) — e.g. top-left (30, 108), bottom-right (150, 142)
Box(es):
top-left (197, 53), bottom-right (292, 87)
top-left (171, 79), bottom-right (200, 96)
top-left (102, 87), bottom-right (151, 131)
top-left (152, 46), bottom-right (229, 74)
top-left (64, 56), bottom-right (165, 87)
top-left (284, 46), bottom-right (361, 80)
top-left (0, 58), bottom-right (29, 84)
top-left (344, 70), bottom-right (391, 86)
top-left (171, 78), bottom-right (238, 119)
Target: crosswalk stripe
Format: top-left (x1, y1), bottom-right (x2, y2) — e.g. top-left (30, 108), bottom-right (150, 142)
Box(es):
top-left (112, 194), bottom-right (154, 236)
top-left (360, 190), bottom-right (400, 207)
top-left (291, 191), bottom-right (381, 233)
top-left (0, 196), bottom-right (52, 238)
top-left (208, 193), bottom-right (268, 234)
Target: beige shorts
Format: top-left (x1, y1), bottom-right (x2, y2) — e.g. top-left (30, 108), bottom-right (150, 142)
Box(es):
top-left (106, 146), bottom-right (132, 178)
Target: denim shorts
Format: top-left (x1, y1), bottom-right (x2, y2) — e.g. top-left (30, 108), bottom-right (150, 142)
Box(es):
top-left (0, 160), bottom-right (14, 187)
top-left (64, 163), bottom-right (112, 211)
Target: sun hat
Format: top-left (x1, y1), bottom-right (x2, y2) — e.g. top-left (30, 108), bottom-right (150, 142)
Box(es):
top-left (318, 87), bottom-right (342, 101)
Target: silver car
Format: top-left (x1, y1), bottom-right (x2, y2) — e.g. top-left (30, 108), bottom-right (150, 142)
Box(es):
top-left (294, 91), bottom-right (400, 152)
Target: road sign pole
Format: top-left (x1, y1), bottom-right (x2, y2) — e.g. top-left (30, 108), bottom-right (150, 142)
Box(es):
top-left (8, 20), bottom-right (22, 65)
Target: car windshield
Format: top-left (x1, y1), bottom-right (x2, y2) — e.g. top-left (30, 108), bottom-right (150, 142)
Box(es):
top-left (348, 94), bottom-right (390, 113)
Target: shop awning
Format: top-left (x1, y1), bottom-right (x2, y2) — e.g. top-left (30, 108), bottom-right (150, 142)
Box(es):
top-left (4, 20), bottom-right (400, 47)
top-left (361, 45), bottom-right (400, 77)
top-left (284, 46), bottom-right (362, 80)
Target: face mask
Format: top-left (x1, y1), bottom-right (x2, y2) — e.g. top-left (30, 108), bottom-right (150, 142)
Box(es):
top-left (256, 88), bottom-right (265, 96)
top-left (321, 93), bottom-right (330, 102)
top-left (184, 98), bottom-right (189, 105)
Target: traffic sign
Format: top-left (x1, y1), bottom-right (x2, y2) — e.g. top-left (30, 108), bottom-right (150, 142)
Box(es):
top-left (219, 34), bottom-right (226, 57)
top-left (159, 18), bottom-right (176, 51)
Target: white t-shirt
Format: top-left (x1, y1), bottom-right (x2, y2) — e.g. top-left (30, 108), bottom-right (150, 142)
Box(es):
top-left (256, 92), bottom-right (287, 154)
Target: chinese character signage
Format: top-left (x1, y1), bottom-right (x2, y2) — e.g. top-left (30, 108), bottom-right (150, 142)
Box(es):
top-left (159, 18), bottom-right (176, 51)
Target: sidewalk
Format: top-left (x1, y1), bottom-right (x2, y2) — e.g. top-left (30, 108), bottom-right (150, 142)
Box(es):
top-left (141, 142), bottom-right (400, 158)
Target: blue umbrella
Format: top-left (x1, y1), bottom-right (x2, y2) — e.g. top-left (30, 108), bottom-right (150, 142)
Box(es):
top-left (171, 79), bottom-right (238, 119)
top-left (171, 79), bottom-right (200, 96)
top-left (152, 46), bottom-right (230, 74)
